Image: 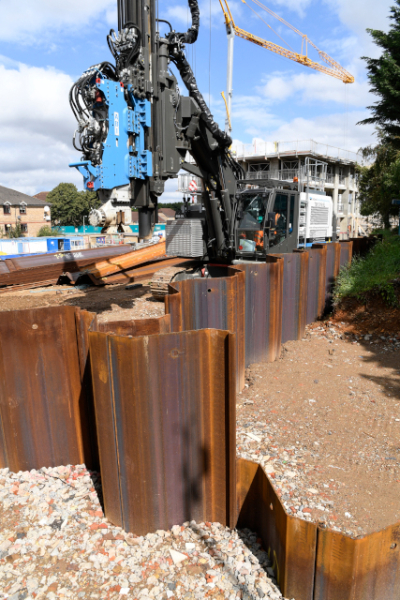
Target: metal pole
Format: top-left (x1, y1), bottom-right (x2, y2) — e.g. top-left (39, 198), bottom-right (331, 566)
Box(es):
top-left (225, 25), bottom-right (234, 134)
top-left (118, 0), bottom-right (138, 31)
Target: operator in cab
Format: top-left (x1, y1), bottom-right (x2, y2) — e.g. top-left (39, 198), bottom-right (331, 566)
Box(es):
top-left (269, 210), bottom-right (287, 247)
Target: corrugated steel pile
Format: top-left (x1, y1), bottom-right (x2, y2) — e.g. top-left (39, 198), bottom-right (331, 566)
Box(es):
top-left (1, 237), bottom-right (398, 600)
top-left (0, 245), bottom-right (133, 290)
top-left (0, 241), bottom-right (171, 291)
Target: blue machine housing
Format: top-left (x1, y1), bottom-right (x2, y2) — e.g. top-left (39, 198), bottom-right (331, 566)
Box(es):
top-left (70, 78), bottom-right (152, 191)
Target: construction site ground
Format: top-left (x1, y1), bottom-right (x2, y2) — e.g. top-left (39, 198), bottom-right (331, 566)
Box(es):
top-left (1, 283), bottom-right (400, 597)
top-left (0, 282), bottom-right (165, 322)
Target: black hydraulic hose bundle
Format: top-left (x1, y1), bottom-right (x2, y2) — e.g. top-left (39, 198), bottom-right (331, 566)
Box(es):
top-left (167, 0), bottom-right (245, 184)
top-left (180, 0), bottom-right (200, 44)
top-left (167, 0), bottom-right (232, 150)
top-left (107, 25), bottom-right (141, 73)
top-left (169, 50), bottom-right (232, 148)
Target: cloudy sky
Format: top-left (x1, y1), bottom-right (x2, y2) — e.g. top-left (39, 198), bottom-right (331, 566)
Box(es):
top-left (0, 0), bottom-right (393, 200)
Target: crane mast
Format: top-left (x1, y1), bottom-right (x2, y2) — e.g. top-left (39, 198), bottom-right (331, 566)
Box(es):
top-left (225, 24), bottom-right (235, 134)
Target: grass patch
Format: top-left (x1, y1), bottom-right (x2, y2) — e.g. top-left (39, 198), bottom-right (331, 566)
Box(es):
top-left (334, 233), bottom-right (400, 306)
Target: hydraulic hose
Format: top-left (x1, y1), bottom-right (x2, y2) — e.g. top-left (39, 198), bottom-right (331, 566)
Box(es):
top-left (182, 0), bottom-right (200, 44)
top-left (170, 49), bottom-right (232, 148)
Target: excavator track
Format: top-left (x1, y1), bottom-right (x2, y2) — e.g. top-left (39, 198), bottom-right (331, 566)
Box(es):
top-left (150, 266), bottom-right (187, 300)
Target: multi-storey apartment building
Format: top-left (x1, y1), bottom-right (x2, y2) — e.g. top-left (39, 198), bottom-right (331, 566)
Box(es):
top-left (0, 185), bottom-right (51, 237)
top-left (233, 140), bottom-right (361, 238)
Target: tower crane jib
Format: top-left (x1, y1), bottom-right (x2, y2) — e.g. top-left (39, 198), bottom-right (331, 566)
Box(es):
top-left (219, 0), bottom-right (354, 132)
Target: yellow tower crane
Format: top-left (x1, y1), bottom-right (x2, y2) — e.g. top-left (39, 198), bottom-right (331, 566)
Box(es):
top-left (219, 0), bottom-right (354, 132)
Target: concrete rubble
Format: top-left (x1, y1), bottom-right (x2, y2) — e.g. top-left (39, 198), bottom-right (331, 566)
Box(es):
top-left (0, 465), bottom-right (289, 600)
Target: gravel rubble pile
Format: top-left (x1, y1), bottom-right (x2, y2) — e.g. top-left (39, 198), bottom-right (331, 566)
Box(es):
top-left (309, 320), bottom-right (400, 352)
top-left (0, 465), bottom-right (288, 600)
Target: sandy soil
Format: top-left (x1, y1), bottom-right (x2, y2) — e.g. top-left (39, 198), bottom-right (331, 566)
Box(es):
top-left (0, 283), bottom-right (164, 322)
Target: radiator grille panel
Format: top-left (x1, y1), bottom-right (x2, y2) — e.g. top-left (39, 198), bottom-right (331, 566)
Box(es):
top-left (166, 220), bottom-right (204, 257)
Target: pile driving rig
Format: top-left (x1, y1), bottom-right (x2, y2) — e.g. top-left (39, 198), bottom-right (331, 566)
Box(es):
top-left (70, 0), bottom-right (334, 273)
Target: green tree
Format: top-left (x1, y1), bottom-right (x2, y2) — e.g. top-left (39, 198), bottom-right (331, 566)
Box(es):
top-left (6, 223), bottom-right (25, 238)
top-left (358, 138), bottom-right (400, 228)
top-left (359, 1), bottom-right (400, 139)
top-left (47, 183), bottom-right (101, 227)
top-left (37, 225), bottom-right (54, 237)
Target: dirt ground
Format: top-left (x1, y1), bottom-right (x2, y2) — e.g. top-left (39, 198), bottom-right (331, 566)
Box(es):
top-left (1, 282), bottom-right (400, 536)
top-left (0, 282), bottom-right (164, 322)
top-left (238, 321), bottom-right (400, 536)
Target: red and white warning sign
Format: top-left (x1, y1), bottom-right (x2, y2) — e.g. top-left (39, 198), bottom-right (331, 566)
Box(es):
top-left (188, 179), bottom-right (198, 193)
top-left (188, 178), bottom-right (198, 203)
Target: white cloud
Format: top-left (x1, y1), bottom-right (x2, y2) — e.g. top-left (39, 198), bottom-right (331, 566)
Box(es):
top-left (0, 60), bottom-right (83, 195)
top-left (163, 0), bottom-right (242, 29)
top-left (164, 5), bottom-right (191, 25)
top-left (0, 134), bottom-right (82, 197)
top-left (159, 177), bottom-right (182, 204)
top-left (324, 0), bottom-right (393, 57)
top-left (105, 7), bottom-right (118, 27)
top-left (230, 95), bottom-right (281, 132)
top-left (242, 110), bottom-right (377, 155)
top-left (262, 0), bottom-right (312, 19)
top-left (327, 0), bottom-right (392, 37)
top-left (258, 67), bottom-right (370, 107)
top-left (0, 0), bottom-right (115, 43)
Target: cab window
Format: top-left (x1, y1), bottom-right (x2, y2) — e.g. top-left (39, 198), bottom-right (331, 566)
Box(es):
top-left (289, 195), bottom-right (295, 233)
top-left (269, 193), bottom-right (288, 247)
top-left (238, 193), bottom-right (268, 229)
top-left (237, 192), bottom-right (269, 252)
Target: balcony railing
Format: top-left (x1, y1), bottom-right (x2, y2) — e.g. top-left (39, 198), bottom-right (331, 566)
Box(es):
top-left (233, 139), bottom-right (361, 164)
top-left (246, 169), bottom-right (298, 181)
top-left (246, 168), bottom-right (326, 187)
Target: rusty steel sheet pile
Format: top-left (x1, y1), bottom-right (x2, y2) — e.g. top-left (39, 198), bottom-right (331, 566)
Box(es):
top-left (0, 309), bottom-right (185, 473)
top-left (306, 244), bottom-right (327, 324)
top-left (80, 241), bottom-right (168, 284)
top-left (0, 262), bottom-right (10, 275)
top-left (165, 266), bottom-right (245, 391)
top-left (236, 458), bottom-right (400, 600)
top-left (98, 258), bottom-right (195, 286)
top-left (75, 307), bottom-right (100, 471)
top-left (0, 245), bottom-right (133, 288)
top-left (349, 236), bottom-right (378, 257)
top-left (314, 522), bottom-right (400, 600)
top-left (0, 235), bottom-right (394, 598)
top-left (278, 250), bottom-right (309, 344)
top-left (235, 258), bottom-right (283, 367)
top-left (0, 306), bottom-right (97, 472)
top-left (98, 314), bottom-right (171, 337)
top-left (324, 242), bottom-right (342, 310)
top-left (89, 328), bottom-right (237, 536)
top-left (236, 458), bottom-right (317, 600)
top-left (339, 240), bottom-right (353, 268)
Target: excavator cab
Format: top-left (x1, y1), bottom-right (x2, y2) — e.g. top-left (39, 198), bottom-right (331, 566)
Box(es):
top-left (235, 188), bottom-right (300, 257)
